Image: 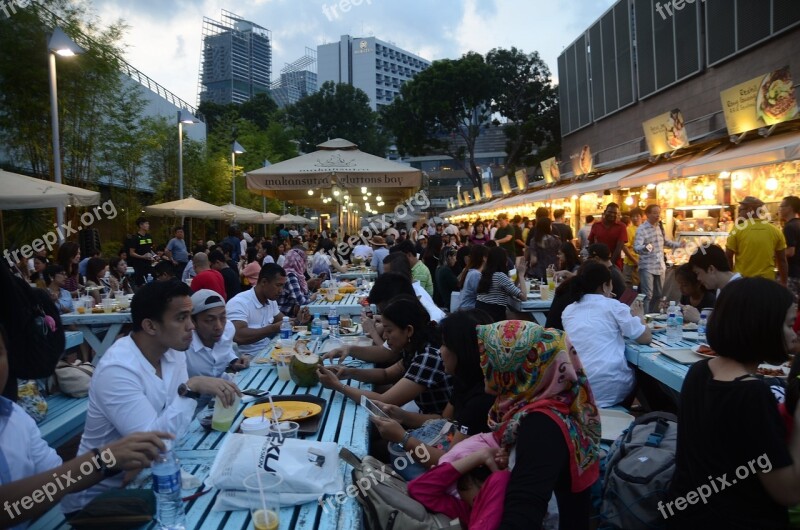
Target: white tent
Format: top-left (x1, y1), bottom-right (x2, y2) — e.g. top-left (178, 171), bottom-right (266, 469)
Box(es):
top-left (275, 213), bottom-right (312, 224)
top-left (145, 197), bottom-right (230, 219)
top-left (0, 169), bottom-right (100, 209)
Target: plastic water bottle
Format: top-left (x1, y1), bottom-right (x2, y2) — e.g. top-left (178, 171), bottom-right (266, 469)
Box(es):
top-left (328, 307), bottom-right (340, 338)
top-left (146, 273), bottom-right (154, 285)
top-left (152, 448), bottom-right (185, 530)
top-left (311, 313), bottom-right (322, 337)
top-left (279, 316), bottom-right (292, 347)
top-left (697, 309), bottom-right (709, 343)
top-left (666, 302), bottom-right (681, 343)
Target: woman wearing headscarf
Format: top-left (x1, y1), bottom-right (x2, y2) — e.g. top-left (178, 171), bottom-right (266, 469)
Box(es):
top-left (478, 320), bottom-right (601, 530)
top-left (276, 248), bottom-right (311, 316)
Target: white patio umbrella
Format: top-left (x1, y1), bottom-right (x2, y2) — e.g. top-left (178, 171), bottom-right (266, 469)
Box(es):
top-left (145, 197), bottom-right (230, 219)
top-left (0, 169), bottom-right (100, 209)
top-left (275, 213), bottom-right (312, 224)
top-left (220, 203), bottom-right (269, 223)
top-left (260, 212), bottom-right (280, 224)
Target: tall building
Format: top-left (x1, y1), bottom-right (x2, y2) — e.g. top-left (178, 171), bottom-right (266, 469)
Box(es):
top-left (270, 48), bottom-right (318, 108)
top-left (198, 10), bottom-right (272, 105)
top-left (317, 35), bottom-right (431, 111)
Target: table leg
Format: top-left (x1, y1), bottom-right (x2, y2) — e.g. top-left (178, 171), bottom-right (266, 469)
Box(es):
top-left (78, 323), bottom-right (124, 362)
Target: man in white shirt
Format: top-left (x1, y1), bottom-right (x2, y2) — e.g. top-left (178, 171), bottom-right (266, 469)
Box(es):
top-left (62, 280), bottom-right (240, 513)
top-left (187, 289), bottom-right (250, 378)
top-left (351, 232), bottom-right (374, 262)
top-left (443, 220), bottom-right (459, 236)
top-left (226, 263), bottom-right (309, 355)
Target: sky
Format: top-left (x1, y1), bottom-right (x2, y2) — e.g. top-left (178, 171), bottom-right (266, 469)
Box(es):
top-left (91, 0), bottom-right (618, 107)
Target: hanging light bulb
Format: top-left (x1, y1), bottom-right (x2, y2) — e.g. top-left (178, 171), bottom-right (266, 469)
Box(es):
top-left (360, 187), bottom-right (367, 194)
top-left (766, 177), bottom-right (778, 191)
top-left (678, 187), bottom-right (688, 200)
top-left (647, 183), bottom-right (657, 190)
top-left (641, 191), bottom-right (649, 200)
top-left (624, 196), bottom-right (634, 206)
top-left (307, 189), bottom-right (314, 196)
top-left (333, 189), bottom-right (340, 197)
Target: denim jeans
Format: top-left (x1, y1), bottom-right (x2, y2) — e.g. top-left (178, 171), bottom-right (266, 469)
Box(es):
top-left (639, 270), bottom-right (663, 313)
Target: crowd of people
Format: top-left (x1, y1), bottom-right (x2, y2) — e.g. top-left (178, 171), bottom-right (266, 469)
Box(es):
top-left (1, 193), bottom-right (799, 529)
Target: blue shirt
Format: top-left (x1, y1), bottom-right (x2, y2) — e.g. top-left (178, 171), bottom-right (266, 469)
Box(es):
top-left (371, 247), bottom-right (390, 275)
top-left (78, 257), bottom-right (91, 278)
top-left (165, 237), bottom-right (189, 263)
top-left (56, 287), bottom-right (74, 313)
top-left (457, 269), bottom-right (481, 310)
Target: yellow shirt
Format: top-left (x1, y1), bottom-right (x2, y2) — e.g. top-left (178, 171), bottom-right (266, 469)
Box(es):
top-left (725, 219), bottom-right (786, 279)
top-left (623, 224), bottom-right (639, 266)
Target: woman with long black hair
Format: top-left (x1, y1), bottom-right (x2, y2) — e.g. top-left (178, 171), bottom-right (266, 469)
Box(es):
top-left (476, 247), bottom-right (527, 322)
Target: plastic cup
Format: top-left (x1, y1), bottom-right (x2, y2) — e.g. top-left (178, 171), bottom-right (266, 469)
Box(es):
top-left (268, 421), bottom-right (299, 440)
top-left (243, 471), bottom-right (283, 530)
top-left (102, 297), bottom-right (114, 313)
top-left (241, 417), bottom-right (271, 436)
top-left (326, 287), bottom-right (338, 302)
top-left (540, 283), bottom-right (550, 301)
top-left (277, 361), bottom-right (291, 381)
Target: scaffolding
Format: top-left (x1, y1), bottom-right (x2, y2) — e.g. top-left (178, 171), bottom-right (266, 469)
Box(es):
top-left (197, 10), bottom-right (272, 106)
top-left (269, 47), bottom-right (317, 108)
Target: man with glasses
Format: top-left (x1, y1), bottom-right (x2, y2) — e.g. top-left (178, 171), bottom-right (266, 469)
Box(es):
top-left (588, 203), bottom-right (627, 269)
top-left (634, 205), bottom-right (684, 313)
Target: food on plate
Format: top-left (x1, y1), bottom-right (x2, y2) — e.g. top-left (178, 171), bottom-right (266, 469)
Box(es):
top-left (758, 67), bottom-right (798, 125)
top-left (757, 366), bottom-right (787, 377)
top-left (339, 326), bottom-right (358, 336)
top-left (682, 322), bottom-right (698, 331)
top-left (289, 353), bottom-right (322, 387)
top-left (292, 325), bottom-right (307, 333)
top-left (696, 344), bottom-right (716, 356)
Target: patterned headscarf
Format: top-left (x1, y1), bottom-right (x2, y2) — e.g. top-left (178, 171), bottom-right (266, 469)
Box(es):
top-left (283, 248), bottom-right (308, 293)
top-left (477, 320), bottom-right (600, 492)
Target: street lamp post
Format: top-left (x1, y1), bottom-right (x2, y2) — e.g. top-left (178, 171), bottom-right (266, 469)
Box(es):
top-left (177, 109), bottom-right (199, 200)
top-left (231, 141), bottom-right (246, 205)
top-left (48, 27), bottom-right (83, 237)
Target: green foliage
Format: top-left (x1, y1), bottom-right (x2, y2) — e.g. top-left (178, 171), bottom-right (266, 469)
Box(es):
top-left (284, 81), bottom-right (389, 156)
top-left (486, 47), bottom-right (560, 172)
top-left (381, 53), bottom-right (495, 188)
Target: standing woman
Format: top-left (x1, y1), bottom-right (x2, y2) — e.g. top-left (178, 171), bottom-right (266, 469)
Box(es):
top-left (457, 245), bottom-right (488, 311)
top-left (469, 222), bottom-right (490, 246)
top-left (56, 242), bottom-right (82, 295)
top-left (525, 218), bottom-right (561, 281)
top-left (476, 247), bottom-right (527, 322)
top-left (669, 279), bottom-right (800, 528)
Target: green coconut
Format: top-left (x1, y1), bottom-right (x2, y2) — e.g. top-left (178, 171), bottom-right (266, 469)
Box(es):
top-left (289, 353), bottom-right (322, 387)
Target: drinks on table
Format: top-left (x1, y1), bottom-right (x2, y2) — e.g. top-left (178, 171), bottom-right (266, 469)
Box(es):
top-left (152, 446), bottom-right (185, 530)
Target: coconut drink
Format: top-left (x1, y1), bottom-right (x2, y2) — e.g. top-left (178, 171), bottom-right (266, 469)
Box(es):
top-left (289, 353), bottom-right (322, 387)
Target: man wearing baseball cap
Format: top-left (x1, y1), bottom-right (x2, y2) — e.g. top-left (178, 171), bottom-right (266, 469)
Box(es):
top-left (726, 196), bottom-right (787, 285)
top-left (187, 289), bottom-right (250, 380)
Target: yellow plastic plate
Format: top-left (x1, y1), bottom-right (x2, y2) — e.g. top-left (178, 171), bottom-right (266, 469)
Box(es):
top-left (243, 401), bottom-right (322, 421)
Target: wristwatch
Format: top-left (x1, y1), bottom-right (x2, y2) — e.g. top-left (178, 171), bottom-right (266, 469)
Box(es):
top-left (177, 383), bottom-right (201, 400)
top-left (400, 430), bottom-right (413, 449)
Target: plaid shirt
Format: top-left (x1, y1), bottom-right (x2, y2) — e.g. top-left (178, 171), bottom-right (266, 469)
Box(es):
top-left (277, 271), bottom-right (310, 315)
top-left (633, 221), bottom-right (680, 274)
top-left (403, 345), bottom-right (453, 415)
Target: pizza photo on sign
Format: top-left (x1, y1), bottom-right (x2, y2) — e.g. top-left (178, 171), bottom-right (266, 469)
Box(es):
top-left (757, 66), bottom-right (799, 126)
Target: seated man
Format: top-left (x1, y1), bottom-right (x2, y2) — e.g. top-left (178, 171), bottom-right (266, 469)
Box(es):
top-left (61, 280), bottom-right (240, 514)
top-left (208, 249), bottom-right (240, 301)
top-left (187, 289), bottom-right (250, 379)
top-left (684, 244), bottom-right (742, 322)
top-left (190, 252), bottom-right (226, 300)
top-left (226, 264), bottom-right (309, 356)
top-left (153, 260), bottom-right (176, 282)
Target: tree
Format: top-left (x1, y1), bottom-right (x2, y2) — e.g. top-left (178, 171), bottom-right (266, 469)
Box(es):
top-left (284, 81), bottom-right (388, 156)
top-left (486, 47), bottom-right (560, 172)
top-left (239, 93), bottom-right (278, 131)
top-left (381, 52), bottom-right (495, 188)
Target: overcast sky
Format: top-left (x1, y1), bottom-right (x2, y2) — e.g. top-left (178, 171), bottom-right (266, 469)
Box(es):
top-left (92, 0), bottom-right (617, 107)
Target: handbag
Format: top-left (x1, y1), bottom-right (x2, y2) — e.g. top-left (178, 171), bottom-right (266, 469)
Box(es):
top-left (17, 379), bottom-right (48, 423)
top-left (67, 489), bottom-right (155, 529)
top-left (54, 360), bottom-right (94, 398)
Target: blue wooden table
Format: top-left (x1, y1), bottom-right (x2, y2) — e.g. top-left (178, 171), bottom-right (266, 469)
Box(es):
top-left (625, 333), bottom-right (699, 393)
top-left (61, 311), bottom-right (132, 360)
top-left (307, 294), bottom-right (367, 317)
top-left (508, 296), bottom-right (553, 325)
top-left (31, 337), bottom-right (371, 530)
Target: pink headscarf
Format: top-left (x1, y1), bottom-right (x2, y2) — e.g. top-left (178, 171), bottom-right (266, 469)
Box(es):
top-left (283, 248), bottom-right (308, 293)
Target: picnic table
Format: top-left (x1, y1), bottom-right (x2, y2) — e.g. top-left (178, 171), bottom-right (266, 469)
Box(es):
top-left (61, 311), bottom-right (132, 360)
top-left (337, 269), bottom-right (377, 281)
top-left (508, 296), bottom-right (553, 325)
top-left (306, 294), bottom-right (366, 317)
top-left (30, 337), bottom-right (371, 530)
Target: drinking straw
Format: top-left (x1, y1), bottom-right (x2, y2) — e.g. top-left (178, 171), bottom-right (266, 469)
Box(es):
top-left (265, 393), bottom-right (283, 440)
top-left (252, 448), bottom-right (269, 525)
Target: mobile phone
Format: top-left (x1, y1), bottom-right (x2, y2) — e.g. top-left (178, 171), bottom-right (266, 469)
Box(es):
top-left (635, 294), bottom-right (646, 303)
top-left (242, 389), bottom-right (268, 397)
top-left (360, 395), bottom-right (390, 419)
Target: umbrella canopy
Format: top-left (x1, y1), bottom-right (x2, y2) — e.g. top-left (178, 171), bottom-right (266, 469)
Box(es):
top-left (261, 212), bottom-right (280, 224)
top-left (275, 213), bottom-right (312, 224)
top-left (145, 197), bottom-right (230, 219)
top-left (220, 203), bottom-right (272, 223)
top-left (246, 138), bottom-right (422, 213)
top-left (0, 169), bottom-right (100, 209)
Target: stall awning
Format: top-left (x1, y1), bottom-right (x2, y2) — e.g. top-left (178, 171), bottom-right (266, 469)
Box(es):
top-left (543, 165), bottom-right (645, 200)
top-left (675, 131), bottom-right (800, 177)
top-left (617, 149), bottom-right (721, 189)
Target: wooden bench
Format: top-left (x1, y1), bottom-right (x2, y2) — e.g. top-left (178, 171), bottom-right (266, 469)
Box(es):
top-left (37, 394), bottom-right (88, 448)
top-left (64, 330), bottom-right (84, 350)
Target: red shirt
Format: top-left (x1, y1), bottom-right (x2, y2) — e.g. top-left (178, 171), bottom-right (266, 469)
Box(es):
top-left (588, 221), bottom-right (628, 268)
top-left (191, 269), bottom-right (227, 300)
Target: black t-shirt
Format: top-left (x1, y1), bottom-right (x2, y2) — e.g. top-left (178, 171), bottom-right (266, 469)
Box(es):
top-left (450, 382), bottom-right (495, 437)
top-left (219, 267), bottom-right (240, 301)
top-left (552, 222), bottom-right (574, 243)
top-left (126, 232), bottom-right (153, 268)
top-left (784, 218), bottom-right (800, 278)
top-left (668, 360), bottom-right (791, 528)
top-left (679, 290), bottom-right (717, 311)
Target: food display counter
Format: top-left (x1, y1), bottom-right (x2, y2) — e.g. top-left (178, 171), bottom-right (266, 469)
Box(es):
top-left (668, 231), bottom-right (730, 266)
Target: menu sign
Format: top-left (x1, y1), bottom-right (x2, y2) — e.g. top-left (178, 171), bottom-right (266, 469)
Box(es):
top-left (462, 191), bottom-right (471, 205)
top-left (643, 109), bottom-right (689, 156)
top-left (482, 183), bottom-right (493, 199)
top-left (500, 176), bottom-right (512, 195)
top-left (541, 157), bottom-right (560, 184)
top-left (570, 146), bottom-right (593, 177)
top-left (473, 187), bottom-right (482, 201)
top-left (515, 169), bottom-right (527, 191)
top-left (721, 66), bottom-right (799, 135)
